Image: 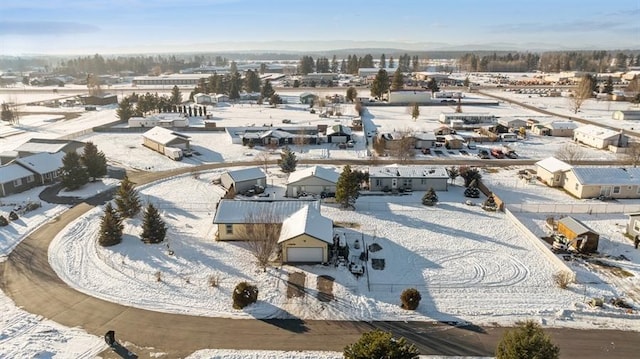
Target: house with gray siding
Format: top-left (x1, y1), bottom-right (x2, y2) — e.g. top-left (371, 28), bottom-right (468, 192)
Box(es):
top-left (369, 165), bottom-right (449, 192)
top-left (15, 152), bottom-right (65, 185)
top-left (0, 163), bottom-right (36, 197)
top-left (220, 167), bottom-right (267, 193)
top-left (286, 166), bottom-right (339, 197)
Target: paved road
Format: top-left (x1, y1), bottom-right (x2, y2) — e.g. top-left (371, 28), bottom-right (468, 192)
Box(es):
top-left (2, 163), bottom-right (639, 358)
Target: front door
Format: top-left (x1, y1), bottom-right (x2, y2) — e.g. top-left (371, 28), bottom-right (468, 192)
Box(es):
top-left (391, 178), bottom-right (398, 189)
top-left (600, 186), bottom-right (611, 197)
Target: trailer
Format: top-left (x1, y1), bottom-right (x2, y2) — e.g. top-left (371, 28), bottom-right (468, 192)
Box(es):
top-left (164, 147), bottom-right (183, 161)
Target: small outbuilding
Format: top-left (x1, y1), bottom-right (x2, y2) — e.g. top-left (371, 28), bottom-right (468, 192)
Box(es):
top-left (613, 110), bottom-right (640, 121)
top-left (279, 206), bottom-right (333, 263)
top-left (220, 167), bottom-right (267, 193)
top-left (535, 157), bottom-right (572, 187)
top-left (557, 216), bottom-right (599, 253)
top-left (193, 93), bottom-right (213, 105)
top-left (142, 126), bottom-right (191, 155)
top-left (326, 124), bottom-right (352, 143)
top-left (626, 212), bottom-right (640, 239)
top-left (286, 166), bottom-right (339, 197)
top-left (299, 92), bottom-right (318, 104)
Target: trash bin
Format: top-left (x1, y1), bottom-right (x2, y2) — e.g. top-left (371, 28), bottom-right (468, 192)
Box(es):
top-left (105, 330), bottom-right (116, 346)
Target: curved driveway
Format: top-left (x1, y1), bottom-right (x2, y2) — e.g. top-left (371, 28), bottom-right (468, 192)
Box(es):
top-left (1, 161), bottom-right (639, 358)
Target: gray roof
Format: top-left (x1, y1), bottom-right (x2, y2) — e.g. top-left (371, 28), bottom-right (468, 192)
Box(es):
top-left (15, 152), bottom-right (64, 174)
top-left (213, 199), bottom-right (321, 224)
top-left (224, 167), bottom-right (266, 183)
top-left (572, 167), bottom-right (640, 186)
top-left (558, 216), bottom-right (597, 236)
top-left (278, 206), bottom-right (333, 244)
top-left (287, 166), bottom-right (339, 185)
top-left (369, 165), bottom-right (449, 179)
top-left (0, 163), bottom-right (34, 183)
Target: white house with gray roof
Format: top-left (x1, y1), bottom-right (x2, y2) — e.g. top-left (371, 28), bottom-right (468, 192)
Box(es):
top-left (369, 165), bottom-right (449, 192)
top-left (15, 152), bottom-right (65, 185)
top-left (563, 167), bottom-right (640, 199)
top-left (286, 166), bottom-right (339, 197)
top-left (573, 124), bottom-right (628, 149)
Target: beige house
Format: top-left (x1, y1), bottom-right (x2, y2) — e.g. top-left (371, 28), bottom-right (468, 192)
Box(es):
top-left (142, 126), bottom-right (190, 154)
top-left (212, 200), bottom-right (321, 241)
top-left (535, 157), bottom-right (572, 187)
top-left (573, 125), bottom-right (628, 149)
top-left (563, 167), bottom-right (640, 199)
top-left (286, 166), bottom-right (339, 197)
top-left (278, 206), bottom-right (333, 263)
top-left (543, 121), bottom-right (578, 137)
top-left (444, 134), bottom-right (465, 149)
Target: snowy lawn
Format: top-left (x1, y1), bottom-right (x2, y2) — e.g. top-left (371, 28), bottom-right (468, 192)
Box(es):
top-left (47, 169), bottom-right (640, 330)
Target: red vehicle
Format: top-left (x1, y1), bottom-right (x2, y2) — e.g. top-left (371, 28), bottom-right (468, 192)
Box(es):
top-left (491, 148), bottom-right (505, 159)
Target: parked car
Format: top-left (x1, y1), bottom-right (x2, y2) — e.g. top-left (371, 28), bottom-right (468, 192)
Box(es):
top-left (505, 151), bottom-right (518, 159)
top-left (491, 148), bottom-right (505, 159)
top-left (477, 149), bottom-right (490, 159)
top-left (466, 142), bottom-right (477, 150)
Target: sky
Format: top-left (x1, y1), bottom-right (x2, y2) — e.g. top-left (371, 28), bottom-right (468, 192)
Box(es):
top-left (0, 0), bottom-right (638, 55)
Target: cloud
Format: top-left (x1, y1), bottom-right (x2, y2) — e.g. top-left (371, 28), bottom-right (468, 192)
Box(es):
top-left (0, 21), bottom-right (100, 35)
top-left (487, 19), bottom-right (636, 33)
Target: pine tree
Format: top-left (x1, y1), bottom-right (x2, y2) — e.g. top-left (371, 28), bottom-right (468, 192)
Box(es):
top-left (81, 141), bottom-right (107, 180)
top-left (61, 151), bottom-right (89, 190)
top-left (279, 147), bottom-right (297, 173)
top-left (603, 76), bottom-right (614, 94)
top-left (421, 188), bottom-right (438, 206)
top-left (379, 54), bottom-right (386, 69)
top-left (170, 85), bottom-right (182, 105)
top-left (411, 103), bottom-right (420, 120)
top-left (426, 78), bottom-right (440, 93)
top-left (269, 93), bottom-right (282, 106)
top-left (261, 80), bottom-right (275, 100)
top-left (496, 320), bottom-right (559, 359)
top-left (115, 175), bottom-right (141, 218)
top-left (344, 330), bottom-right (419, 359)
top-left (391, 69), bottom-right (404, 90)
top-left (370, 69), bottom-right (390, 99)
top-left (140, 203), bottom-right (166, 244)
top-left (116, 96), bottom-right (134, 122)
top-left (244, 69), bottom-right (261, 93)
top-left (335, 165), bottom-right (360, 209)
top-left (98, 202), bottom-right (123, 247)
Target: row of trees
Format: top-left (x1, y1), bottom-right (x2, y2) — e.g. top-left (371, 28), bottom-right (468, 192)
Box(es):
top-left (298, 53), bottom-right (420, 75)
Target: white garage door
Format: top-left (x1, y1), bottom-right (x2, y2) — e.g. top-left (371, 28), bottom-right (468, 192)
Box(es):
top-left (287, 247), bottom-right (323, 262)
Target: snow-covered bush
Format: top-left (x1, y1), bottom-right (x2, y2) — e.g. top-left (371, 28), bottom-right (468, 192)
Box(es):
top-left (8, 211), bottom-right (18, 221)
top-left (232, 282), bottom-right (258, 309)
top-left (0, 215), bottom-right (8, 226)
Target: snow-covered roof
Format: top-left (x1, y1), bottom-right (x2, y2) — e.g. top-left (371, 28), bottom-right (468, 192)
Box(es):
top-left (0, 163), bottom-right (34, 183)
top-left (571, 167), bottom-right (640, 186)
top-left (213, 199), bottom-right (320, 224)
top-left (327, 124), bottom-right (352, 136)
top-left (558, 216), bottom-right (597, 236)
top-left (544, 121), bottom-right (578, 130)
top-left (14, 139), bottom-right (73, 154)
top-left (278, 206), bottom-right (333, 244)
top-left (287, 166), bottom-right (339, 185)
top-left (15, 152), bottom-right (64, 174)
top-left (142, 126), bottom-right (190, 146)
top-left (369, 165), bottom-right (449, 179)
top-left (573, 124), bottom-right (620, 140)
top-left (535, 157), bottom-right (573, 173)
top-left (224, 167), bottom-right (266, 183)
top-left (414, 132), bottom-right (436, 141)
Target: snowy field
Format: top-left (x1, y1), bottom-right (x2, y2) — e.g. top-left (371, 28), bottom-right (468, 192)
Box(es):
top-left (2, 84), bottom-right (640, 357)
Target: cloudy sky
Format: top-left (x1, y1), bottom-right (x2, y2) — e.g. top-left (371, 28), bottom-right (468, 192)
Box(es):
top-left (0, 0), bottom-right (638, 54)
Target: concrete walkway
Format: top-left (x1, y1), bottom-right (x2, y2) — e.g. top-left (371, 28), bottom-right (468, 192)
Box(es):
top-left (1, 162), bottom-right (639, 358)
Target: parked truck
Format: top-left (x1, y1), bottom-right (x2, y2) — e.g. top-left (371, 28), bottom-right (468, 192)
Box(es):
top-left (164, 147), bottom-right (183, 161)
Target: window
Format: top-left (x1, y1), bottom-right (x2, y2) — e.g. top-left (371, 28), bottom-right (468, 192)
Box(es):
top-left (634, 220), bottom-right (640, 233)
top-left (421, 179), bottom-right (427, 185)
top-left (13, 178), bottom-right (22, 186)
top-left (225, 224), bottom-right (233, 235)
top-left (574, 183), bottom-right (578, 190)
top-left (26, 175), bottom-right (34, 183)
top-left (375, 179), bottom-right (382, 187)
top-left (44, 173), bottom-right (51, 179)
top-left (402, 179), bottom-right (412, 188)
top-left (613, 186), bottom-right (620, 194)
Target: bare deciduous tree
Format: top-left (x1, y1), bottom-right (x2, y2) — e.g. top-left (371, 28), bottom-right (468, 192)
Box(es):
top-left (392, 129), bottom-right (416, 163)
top-left (555, 143), bottom-right (585, 164)
top-left (237, 210), bottom-right (282, 270)
top-left (625, 141), bottom-right (640, 167)
top-left (569, 76), bottom-right (593, 114)
top-left (256, 151), bottom-right (271, 174)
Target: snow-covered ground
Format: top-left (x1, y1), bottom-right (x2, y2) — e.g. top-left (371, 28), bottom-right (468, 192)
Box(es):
top-left (2, 85), bottom-right (640, 356)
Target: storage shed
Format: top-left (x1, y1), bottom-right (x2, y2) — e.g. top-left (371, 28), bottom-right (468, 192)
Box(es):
top-left (557, 216), bottom-right (599, 253)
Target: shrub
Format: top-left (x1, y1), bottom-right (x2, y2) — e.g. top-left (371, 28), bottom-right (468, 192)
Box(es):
top-left (344, 330), bottom-right (419, 359)
top-left (232, 282), bottom-right (258, 309)
top-left (209, 274), bottom-right (220, 288)
top-left (25, 201), bottom-right (41, 212)
top-left (400, 288), bottom-right (422, 310)
top-left (553, 271), bottom-right (574, 289)
top-left (8, 211), bottom-right (18, 221)
top-left (0, 215), bottom-right (8, 226)
top-left (496, 320), bottom-right (559, 359)
top-left (421, 188), bottom-right (438, 206)
top-left (464, 186), bottom-right (480, 198)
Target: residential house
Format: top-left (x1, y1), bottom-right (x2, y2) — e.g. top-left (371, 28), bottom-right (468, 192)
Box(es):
top-left (498, 117), bottom-right (527, 130)
top-left (129, 113), bottom-right (189, 128)
top-left (15, 152), bottom-right (65, 185)
top-left (326, 124), bottom-right (352, 143)
top-left (286, 166), bottom-right (339, 197)
top-left (557, 216), bottom-right (599, 253)
top-left (78, 94), bottom-right (118, 106)
top-left (613, 110), bottom-right (640, 121)
top-left (214, 94), bottom-right (229, 103)
top-left (387, 90), bottom-right (432, 104)
top-left (142, 126), bottom-right (191, 156)
top-left (212, 199), bottom-right (320, 240)
top-left (433, 126), bottom-right (456, 136)
top-left (563, 167), bottom-right (640, 199)
top-left (543, 121), bottom-right (578, 137)
top-left (193, 93), bottom-right (212, 105)
top-left (535, 157), bottom-right (572, 187)
top-left (0, 163), bottom-right (36, 197)
top-left (299, 92), bottom-right (318, 105)
top-left (14, 138), bottom-right (84, 158)
top-left (439, 113), bottom-right (496, 125)
top-left (626, 213), bottom-right (640, 239)
top-left (573, 124), bottom-right (628, 149)
top-left (444, 134), bottom-right (465, 149)
top-left (414, 132), bottom-right (437, 149)
top-left (369, 165), bottom-right (449, 192)
top-left (220, 167), bottom-right (267, 193)
top-left (278, 205), bottom-right (333, 263)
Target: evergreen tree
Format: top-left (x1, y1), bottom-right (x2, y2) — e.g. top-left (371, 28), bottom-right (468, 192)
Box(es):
top-left (81, 141), bottom-right (107, 180)
top-left (421, 188), bottom-right (438, 206)
top-left (98, 202), bottom-right (123, 247)
top-left (336, 165), bottom-right (360, 209)
top-left (496, 320), bottom-right (559, 359)
top-left (344, 330), bottom-right (419, 359)
top-left (388, 56), bottom-right (395, 68)
top-left (331, 55), bottom-right (339, 73)
top-left (371, 69), bottom-right (390, 99)
top-left (411, 103), bottom-right (420, 120)
top-left (379, 54), bottom-right (386, 68)
top-left (279, 147), bottom-right (297, 173)
top-left (1, 102), bottom-right (16, 123)
top-left (116, 96), bottom-right (134, 122)
top-left (261, 80), bottom-right (275, 100)
top-left (244, 69), bottom-right (261, 93)
top-left (115, 175), bottom-right (141, 218)
top-left (170, 85), bottom-right (182, 105)
top-left (346, 87), bottom-right (358, 102)
top-left (463, 77), bottom-right (470, 87)
top-left (140, 203), bottom-right (166, 244)
top-left (269, 93), bottom-right (282, 106)
top-left (391, 69), bottom-right (404, 90)
top-left (426, 78), bottom-right (439, 93)
top-left (603, 76), bottom-right (614, 94)
top-left (61, 151), bottom-right (89, 190)
top-left (447, 166), bottom-right (459, 183)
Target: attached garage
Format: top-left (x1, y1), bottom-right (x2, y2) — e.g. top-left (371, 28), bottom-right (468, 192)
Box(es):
top-left (286, 247), bottom-right (324, 263)
top-left (278, 206), bottom-right (333, 264)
